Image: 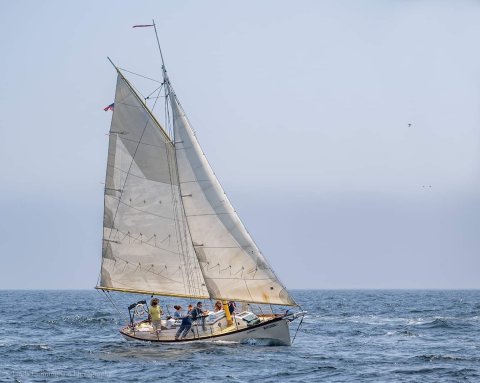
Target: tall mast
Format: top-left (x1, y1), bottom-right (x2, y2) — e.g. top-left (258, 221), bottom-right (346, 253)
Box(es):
top-left (152, 19), bottom-right (174, 140)
top-left (152, 19), bottom-right (168, 83)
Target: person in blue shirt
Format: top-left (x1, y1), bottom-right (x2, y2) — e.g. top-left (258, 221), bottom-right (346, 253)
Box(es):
top-left (175, 309), bottom-right (192, 340)
top-left (173, 305), bottom-right (182, 320)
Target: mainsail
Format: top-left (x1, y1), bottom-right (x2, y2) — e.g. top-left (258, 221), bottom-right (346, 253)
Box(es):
top-left (98, 72), bottom-right (208, 299)
top-left (169, 90), bottom-right (296, 306)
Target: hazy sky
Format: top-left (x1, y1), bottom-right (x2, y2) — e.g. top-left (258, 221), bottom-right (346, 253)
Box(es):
top-left (1, 0), bottom-right (479, 289)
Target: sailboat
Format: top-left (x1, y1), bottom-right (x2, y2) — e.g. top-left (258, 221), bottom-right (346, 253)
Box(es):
top-left (96, 22), bottom-right (305, 346)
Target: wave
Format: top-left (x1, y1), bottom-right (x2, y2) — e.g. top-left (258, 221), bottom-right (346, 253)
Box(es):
top-left (401, 329), bottom-right (418, 336)
top-left (420, 318), bottom-right (453, 328)
top-left (392, 367), bottom-right (449, 375)
top-left (408, 308), bottom-right (436, 314)
top-left (1, 343), bottom-right (52, 352)
top-left (416, 354), bottom-right (480, 363)
top-left (408, 317), bottom-right (458, 329)
top-left (45, 312), bottom-right (121, 327)
top-left (417, 354), bottom-right (465, 362)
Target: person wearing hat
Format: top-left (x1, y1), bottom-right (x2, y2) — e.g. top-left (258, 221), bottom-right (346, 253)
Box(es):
top-left (149, 298), bottom-right (162, 334)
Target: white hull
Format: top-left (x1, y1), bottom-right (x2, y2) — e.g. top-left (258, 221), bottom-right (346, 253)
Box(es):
top-left (120, 316), bottom-right (293, 346)
top-left (209, 317), bottom-right (292, 346)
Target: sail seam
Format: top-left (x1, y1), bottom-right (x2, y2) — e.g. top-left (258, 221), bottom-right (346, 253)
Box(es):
top-left (107, 164), bottom-right (176, 184)
top-left (102, 234), bottom-right (182, 256)
top-left (117, 136), bottom-right (169, 149)
top-left (106, 195), bottom-right (176, 221)
top-left (106, 256), bottom-right (183, 284)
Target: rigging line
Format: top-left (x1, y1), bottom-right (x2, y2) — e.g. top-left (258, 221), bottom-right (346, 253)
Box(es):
top-left (170, 115), bottom-right (206, 298)
top-left (100, 289), bottom-right (124, 319)
top-left (171, 151), bottom-right (192, 296)
top-left (166, 96), bottom-right (204, 297)
top-left (165, 123), bottom-right (190, 297)
top-left (96, 287), bottom-right (113, 309)
top-left (145, 83), bottom-right (164, 100)
top-left (106, 290), bottom-right (128, 320)
top-left (169, 98), bottom-right (211, 298)
top-left (117, 69), bottom-right (172, 143)
top-left (167, 91), bottom-right (173, 142)
top-left (243, 279), bottom-right (254, 303)
top-left (108, 80), bottom-right (162, 241)
top-left (147, 85), bottom-right (164, 116)
top-left (117, 67), bottom-right (162, 83)
top-left (291, 315), bottom-right (304, 345)
top-left (128, 81), bottom-right (147, 101)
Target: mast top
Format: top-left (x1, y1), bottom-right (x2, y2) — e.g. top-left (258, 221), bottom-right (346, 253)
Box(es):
top-left (152, 20), bottom-right (168, 81)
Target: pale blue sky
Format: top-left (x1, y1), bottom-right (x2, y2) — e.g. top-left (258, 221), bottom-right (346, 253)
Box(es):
top-left (1, 0), bottom-right (479, 289)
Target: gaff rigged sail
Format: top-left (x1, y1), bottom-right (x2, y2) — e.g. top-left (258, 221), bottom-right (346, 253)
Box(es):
top-left (98, 73), bottom-right (208, 299)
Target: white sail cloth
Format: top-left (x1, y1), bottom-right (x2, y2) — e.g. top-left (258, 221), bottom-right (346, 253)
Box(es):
top-left (170, 92), bottom-right (296, 306)
top-left (99, 74), bottom-right (208, 298)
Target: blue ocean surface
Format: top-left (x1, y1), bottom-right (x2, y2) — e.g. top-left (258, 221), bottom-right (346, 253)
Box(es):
top-left (1, 290), bottom-right (479, 382)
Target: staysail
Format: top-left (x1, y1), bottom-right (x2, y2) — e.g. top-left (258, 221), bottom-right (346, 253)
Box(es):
top-left (98, 72), bottom-right (208, 299)
top-left (169, 90), bottom-right (296, 306)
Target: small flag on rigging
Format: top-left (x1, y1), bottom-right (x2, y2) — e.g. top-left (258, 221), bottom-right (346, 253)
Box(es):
top-left (103, 103), bottom-right (114, 112)
top-left (133, 24), bottom-right (154, 28)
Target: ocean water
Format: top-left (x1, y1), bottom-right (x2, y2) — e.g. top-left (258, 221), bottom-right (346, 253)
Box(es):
top-left (1, 290), bottom-right (479, 382)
